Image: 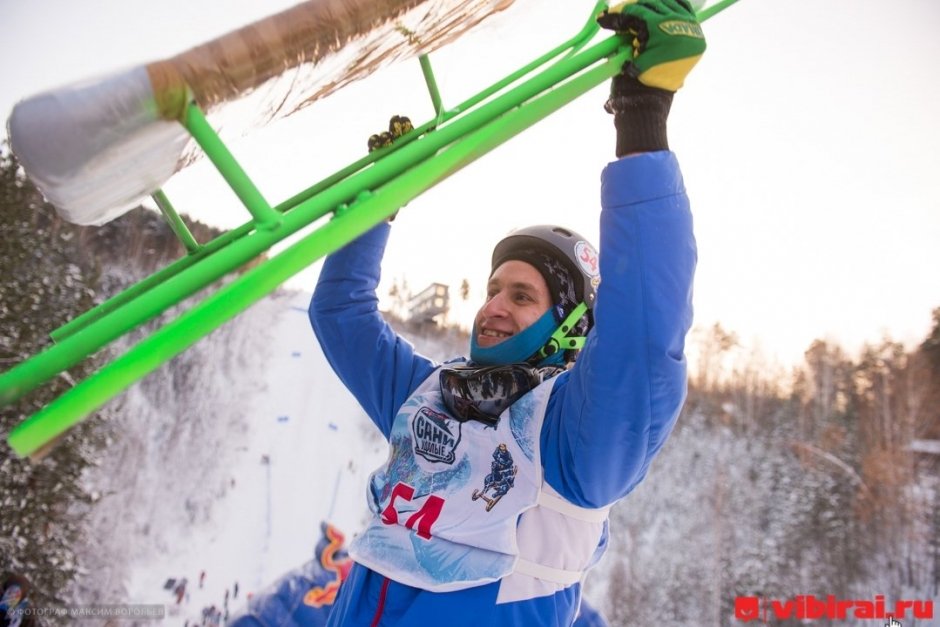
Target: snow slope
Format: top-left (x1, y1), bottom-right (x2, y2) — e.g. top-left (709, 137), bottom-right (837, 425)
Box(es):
top-left (75, 290), bottom-right (393, 625)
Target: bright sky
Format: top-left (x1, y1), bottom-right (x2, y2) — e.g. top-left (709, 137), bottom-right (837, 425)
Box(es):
top-left (2, 0), bottom-right (939, 370)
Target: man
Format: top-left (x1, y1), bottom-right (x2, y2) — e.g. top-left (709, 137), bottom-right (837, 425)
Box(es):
top-left (309, 0), bottom-right (703, 623)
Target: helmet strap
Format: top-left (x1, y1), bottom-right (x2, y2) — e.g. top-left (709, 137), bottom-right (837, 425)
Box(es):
top-left (471, 308), bottom-right (557, 366)
top-left (537, 302), bottom-right (588, 360)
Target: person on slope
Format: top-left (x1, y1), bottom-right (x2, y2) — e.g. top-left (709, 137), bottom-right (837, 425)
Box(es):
top-left (309, 1), bottom-right (703, 624)
top-left (0, 573), bottom-right (37, 627)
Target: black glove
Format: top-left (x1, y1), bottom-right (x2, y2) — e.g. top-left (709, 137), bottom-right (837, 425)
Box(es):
top-left (605, 76), bottom-right (674, 157)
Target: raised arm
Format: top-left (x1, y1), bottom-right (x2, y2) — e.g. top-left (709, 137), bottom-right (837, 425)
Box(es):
top-left (309, 223), bottom-right (436, 437)
top-left (541, 0), bottom-right (704, 507)
top-left (543, 151), bottom-right (695, 507)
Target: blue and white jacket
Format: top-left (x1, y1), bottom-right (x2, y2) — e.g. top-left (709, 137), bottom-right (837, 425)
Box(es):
top-left (309, 151), bottom-right (696, 626)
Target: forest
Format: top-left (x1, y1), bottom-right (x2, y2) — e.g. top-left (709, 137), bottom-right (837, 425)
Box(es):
top-left (598, 319), bottom-right (939, 624)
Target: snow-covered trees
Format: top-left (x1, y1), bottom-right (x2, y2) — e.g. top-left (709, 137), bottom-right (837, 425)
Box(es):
top-left (596, 325), bottom-right (939, 625)
top-left (0, 146), bottom-right (225, 606)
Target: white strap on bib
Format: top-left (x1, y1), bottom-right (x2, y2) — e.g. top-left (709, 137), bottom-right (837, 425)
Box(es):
top-left (536, 490), bottom-right (610, 523)
top-left (508, 489), bottom-right (610, 585)
top-left (512, 557), bottom-right (583, 585)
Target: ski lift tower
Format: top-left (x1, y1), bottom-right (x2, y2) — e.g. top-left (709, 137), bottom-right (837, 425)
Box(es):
top-left (408, 283), bottom-right (449, 325)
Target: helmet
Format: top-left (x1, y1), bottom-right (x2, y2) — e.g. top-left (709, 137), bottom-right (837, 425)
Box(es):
top-left (491, 224), bottom-right (600, 319)
top-left (470, 225), bottom-right (599, 366)
top-left (489, 225), bottom-right (600, 363)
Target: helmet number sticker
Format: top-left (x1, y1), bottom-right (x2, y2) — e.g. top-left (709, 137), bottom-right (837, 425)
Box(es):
top-left (575, 241), bottom-right (599, 277)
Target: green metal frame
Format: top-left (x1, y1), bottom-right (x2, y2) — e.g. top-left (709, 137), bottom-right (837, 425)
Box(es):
top-left (3, 0), bottom-right (740, 457)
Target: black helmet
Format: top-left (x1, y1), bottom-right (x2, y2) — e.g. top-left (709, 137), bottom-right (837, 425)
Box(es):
top-left (490, 225), bottom-right (600, 359)
top-left (492, 225), bottom-right (599, 308)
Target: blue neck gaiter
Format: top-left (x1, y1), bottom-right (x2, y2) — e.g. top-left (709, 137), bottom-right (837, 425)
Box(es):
top-left (469, 309), bottom-right (564, 366)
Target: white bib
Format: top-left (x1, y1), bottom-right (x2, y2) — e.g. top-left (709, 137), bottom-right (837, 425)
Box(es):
top-left (350, 368), bottom-right (549, 592)
top-left (349, 368), bottom-right (610, 597)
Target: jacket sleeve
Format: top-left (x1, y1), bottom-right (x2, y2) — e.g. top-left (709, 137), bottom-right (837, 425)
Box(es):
top-left (309, 222), bottom-right (437, 438)
top-left (541, 150), bottom-right (696, 508)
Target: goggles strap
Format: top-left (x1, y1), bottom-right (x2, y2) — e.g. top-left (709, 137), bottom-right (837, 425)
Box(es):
top-left (537, 302), bottom-right (588, 360)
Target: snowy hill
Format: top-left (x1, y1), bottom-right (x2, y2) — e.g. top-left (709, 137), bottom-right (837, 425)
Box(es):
top-left (73, 290), bottom-right (393, 624)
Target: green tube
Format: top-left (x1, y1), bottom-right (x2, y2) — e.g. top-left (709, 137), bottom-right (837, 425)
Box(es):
top-left (697, 0), bottom-right (742, 21)
top-left (45, 2), bottom-right (607, 351)
top-left (7, 47), bottom-right (631, 458)
top-left (0, 35), bottom-right (623, 408)
top-left (183, 105), bottom-right (281, 228)
top-left (419, 55), bottom-right (445, 118)
top-left (46, 4), bottom-right (603, 350)
top-left (5, 0), bottom-right (742, 455)
top-left (48, 223), bottom-right (254, 343)
top-left (152, 190), bottom-right (201, 254)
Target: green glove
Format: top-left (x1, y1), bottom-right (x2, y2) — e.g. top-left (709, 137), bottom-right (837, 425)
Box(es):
top-left (597, 0), bottom-right (706, 92)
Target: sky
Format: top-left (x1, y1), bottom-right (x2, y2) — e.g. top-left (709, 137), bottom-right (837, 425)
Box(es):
top-left (1, 0), bottom-right (939, 370)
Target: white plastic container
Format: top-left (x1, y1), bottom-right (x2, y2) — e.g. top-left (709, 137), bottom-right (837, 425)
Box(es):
top-left (8, 66), bottom-right (191, 226)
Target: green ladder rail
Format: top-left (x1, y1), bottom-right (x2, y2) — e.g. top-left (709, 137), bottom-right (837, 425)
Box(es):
top-left (3, 0), bottom-right (740, 457)
top-left (1, 1), bottom-right (609, 408)
top-left (37, 1), bottom-right (611, 364)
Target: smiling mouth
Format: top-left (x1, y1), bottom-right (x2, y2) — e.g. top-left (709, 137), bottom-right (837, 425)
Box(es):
top-left (478, 328), bottom-right (512, 346)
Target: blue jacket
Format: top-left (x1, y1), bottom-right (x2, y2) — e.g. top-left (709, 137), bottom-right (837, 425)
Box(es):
top-left (310, 150), bottom-right (695, 625)
top-left (227, 522), bottom-right (609, 626)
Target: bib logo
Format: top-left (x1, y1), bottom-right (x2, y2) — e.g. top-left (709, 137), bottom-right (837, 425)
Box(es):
top-left (413, 407), bottom-right (461, 464)
top-left (471, 443), bottom-right (518, 512)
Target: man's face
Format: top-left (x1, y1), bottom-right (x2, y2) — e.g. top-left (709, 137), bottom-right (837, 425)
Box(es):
top-left (474, 260), bottom-right (552, 348)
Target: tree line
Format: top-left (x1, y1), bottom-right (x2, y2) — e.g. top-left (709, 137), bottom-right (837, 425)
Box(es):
top-left (598, 317), bottom-right (939, 625)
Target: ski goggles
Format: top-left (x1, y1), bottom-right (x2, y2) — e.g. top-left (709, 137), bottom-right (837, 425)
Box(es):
top-left (439, 364), bottom-right (544, 427)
